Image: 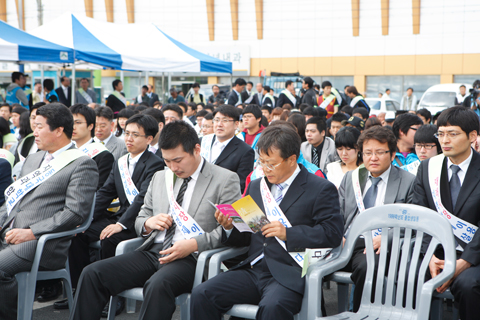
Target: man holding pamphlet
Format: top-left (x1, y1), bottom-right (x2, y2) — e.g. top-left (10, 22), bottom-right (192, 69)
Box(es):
top-left (190, 125), bottom-right (344, 319)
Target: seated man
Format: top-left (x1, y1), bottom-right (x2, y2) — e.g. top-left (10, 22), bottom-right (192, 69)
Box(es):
top-left (94, 106), bottom-right (127, 161)
top-left (413, 107), bottom-right (480, 320)
top-left (339, 126), bottom-right (415, 312)
top-left (0, 103), bottom-right (98, 320)
top-left (191, 125), bottom-right (344, 320)
top-left (70, 121), bottom-right (242, 320)
top-left (201, 105), bottom-right (254, 192)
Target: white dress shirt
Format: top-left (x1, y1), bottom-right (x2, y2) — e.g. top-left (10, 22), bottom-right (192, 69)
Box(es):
top-left (128, 151), bottom-right (144, 176)
top-left (61, 84), bottom-right (69, 99)
top-left (210, 136), bottom-right (233, 163)
top-left (447, 149), bottom-right (472, 186)
top-left (148, 144), bottom-right (158, 154)
top-left (94, 132), bottom-right (113, 145)
top-left (40, 142), bottom-right (74, 167)
top-left (362, 165), bottom-right (391, 207)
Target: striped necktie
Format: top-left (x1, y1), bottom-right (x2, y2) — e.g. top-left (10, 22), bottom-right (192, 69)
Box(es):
top-left (275, 183), bottom-right (287, 204)
top-left (312, 147), bottom-right (319, 167)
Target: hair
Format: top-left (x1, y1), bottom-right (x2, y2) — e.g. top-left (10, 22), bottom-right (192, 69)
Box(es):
top-left (12, 106), bottom-right (28, 116)
top-left (159, 121), bottom-right (200, 155)
top-left (407, 87), bottom-right (414, 92)
top-left (414, 124), bottom-right (441, 153)
top-left (43, 79), bottom-right (54, 91)
top-left (344, 85), bottom-right (350, 89)
top-left (234, 78), bottom-right (247, 87)
top-left (204, 113), bottom-right (213, 121)
top-left (142, 108), bottom-right (165, 124)
top-left (11, 72), bottom-right (24, 83)
top-left (331, 112), bottom-right (349, 123)
top-left (335, 126), bottom-right (362, 165)
top-left (256, 125), bottom-right (301, 160)
top-left (280, 109), bottom-right (291, 121)
top-left (365, 117), bottom-right (382, 130)
top-left (416, 108), bottom-right (432, 123)
top-left (192, 82), bottom-right (200, 89)
top-left (271, 107), bottom-right (283, 118)
top-left (261, 106), bottom-right (273, 114)
top-left (392, 113), bottom-right (423, 139)
top-left (395, 110), bottom-right (408, 118)
top-left (282, 103), bottom-right (292, 110)
top-left (242, 104), bottom-right (262, 119)
top-left (141, 85), bottom-right (148, 91)
top-left (135, 105), bottom-right (148, 113)
top-left (187, 102), bottom-right (198, 112)
top-left (30, 102), bottom-right (46, 116)
top-left (19, 111), bottom-right (33, 139)
top-left (346, 86), bottom-right (359, 96)
top-left (352, 106), bottom-right (369, 120)
top-left (385, 88), bottom-right (390, 92)
top-left (213, 105), bottom-right (240, 121)
top-left (299, 103), bottom-right (310, 113)
top-left (285, 80), bottom-right (293, 88)
top-left (340, 105), bottom-right (353, 116)
top-left (0, 103), bottom-right (12, 113)
top-left (125, 114), bottom-right (159, 138)
top-left (212, 84), bottom-right (219, 90)
top-left (263, 85), bottom-right (271, 93)
top-left (153, 101), bottom-right (162, 108)
top-left (306, 116), bottom-right (327, 134)
top-left (80, 77), bottom-right (90, 83)
top-left (260, 115), bottom-right (269, 127)
top-left (196, 109), bottom-right (209, 118)
top-left (112, 79), bottom-right (122, 90)
top-left (70, 104), bottom-right (96, 137)
top-left (0, 118), bottom-right (10, 147)
top-left (95, 106), bottom-right (114, 122)
top-left (459, 84), bottom-right (466, 89)
top-left (162, 104), bottom-right (184, 118)
top-left (60, 76), bottom-right (69, 83)
top-left (204, 104), bottom-right (215, 113)
top-left (114, 108), bottom-right (136, 136)
top-left (314, 84), bottom-right (320, 91)
top-left (288, 113), bottom-right (307, 142)
top-left (321, 80), bottom-right (332, 89)
top-left (268, 120), bottom-right (298, 132)
top-left (303, 77), bottom-right (314, 89)
top-left (36, 103), bottom-right (74, 139)
top-left (437, 106), bottom-right (480, 136)
top-left (358, 126), bottom-right (397, 155)
top-left (303, 106), bottom-right (318, 117)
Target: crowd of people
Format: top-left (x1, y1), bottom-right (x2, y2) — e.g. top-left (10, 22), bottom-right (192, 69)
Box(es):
top-left (0, 74), bottom-right (480, 320)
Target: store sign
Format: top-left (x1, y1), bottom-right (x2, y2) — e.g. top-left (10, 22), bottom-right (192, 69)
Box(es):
top-left (194, 45), bottom-right (250, 73)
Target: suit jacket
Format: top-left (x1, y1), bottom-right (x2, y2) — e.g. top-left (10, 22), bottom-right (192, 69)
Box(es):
top-left (135, 160), bottom-right (241, 252)
top-left (148, 93), bottom-right (159, 107)
top-left (106, 93), bottom-right (126, 115)
top-left (92, 147), bottom-right (115, 190)
top-left (300, 88), bottom-right (317, 107)
top-left (0, 146), bottom-right (98, 270)
top-left (249, 92), bottom-right (263, 105)
top-left (0, 158), bottom-right (12, 206)
top-left (339, 165), bottom-right (416, 234)
top-left (55, 86), bottom-right (72, 107)
top-left (413, 152), bottom-right (480, 265)
top-left (223, 165), bottom-right (344, 294)
top-left (14, 135), bottom-right (35, 164)
top-left (301, 138), bottom-right (339, 172)
top-left (241, 90), bottom-right (251, 103)
top-left (105, 135), bottom-right (128, 162)
top-left (227, 91), bottom-right (241, 106)
top-left (277, 92), bottom-right (297, 108)
top-left (93, 150), bottom-right (164, 230)
top-left (209, 135), bottom-right (254, 193)
top-left (75, 88), bottom-right (97, 104)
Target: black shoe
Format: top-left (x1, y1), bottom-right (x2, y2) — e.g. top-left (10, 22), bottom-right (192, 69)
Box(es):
top-left (101, 297), bottom-right (125, 318)
top-left (37, 281), bottom-right (62, 303)
top-left (53, 288), bottom-right (75, 310)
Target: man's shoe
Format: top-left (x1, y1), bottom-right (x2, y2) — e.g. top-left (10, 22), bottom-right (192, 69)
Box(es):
top-left (53, 288), bottom-right (75, 310)
top-left (101, 297), bottom-right (125, 318)
top-left (37, 282), bottom-right (62, 303)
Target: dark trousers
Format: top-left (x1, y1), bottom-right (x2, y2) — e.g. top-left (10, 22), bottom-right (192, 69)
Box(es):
top-left (449, 263), bottom-right (480, 320)
top-left (70, 243), bottom-right (196, 320)
top-left (190, 259), bottom-right (303, 320)
top-left (68, 218), bottom-right (136, 288)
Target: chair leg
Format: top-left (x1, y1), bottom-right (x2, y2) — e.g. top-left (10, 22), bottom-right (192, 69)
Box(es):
top-left (336, 283), bottom-right (350, 313)
top-left (16, 273), bottom-right (35, 320)
top-left (126, 298), bottom-right (136, 313)
top-left (180, 295), bottom-right (190, 320)
top-left (108, 296), bottom-right (118, 320)
top-left (61, 277), bottom-right (74, 316)
top-left (430, 298), bottom-right (443, 320)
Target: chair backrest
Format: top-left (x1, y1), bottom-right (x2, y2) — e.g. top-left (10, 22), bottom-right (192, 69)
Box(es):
top-left (340, 204), bottom-right (456, 318)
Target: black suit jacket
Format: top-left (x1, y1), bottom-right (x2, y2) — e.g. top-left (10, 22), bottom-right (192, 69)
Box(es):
top-left (210, 136), bottom-right (254, 192)
top-left (413, 151), bottom-right (480, 265)
top-left (148, 93), bottom-right (160, 107)
top-left (241, 91), bottom-right (251, 103)
top-left (222, 165), bottom-right (344, 294)
top-left (55, 86), bottom-right (72, 107)
top-left (0, 158), bottom-right (12, 206)
top-left (277, 92), bottom-right (297, 108)
top-left (106, 93), bottom-right (126, 115)
top-left (93, 150), bottom-right (164, 230)
top-left (92, 149), bottom-right (115, 191)
top-left (227, 91), bottom-right (240, 106)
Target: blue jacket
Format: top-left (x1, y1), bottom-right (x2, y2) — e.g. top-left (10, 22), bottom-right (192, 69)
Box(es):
top-left (392, 151), bottom-right (419, 167)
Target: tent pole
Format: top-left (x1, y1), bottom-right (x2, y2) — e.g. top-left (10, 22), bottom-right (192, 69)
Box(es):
top-left (230, 73), bottom-right (233, 91)
top-left (168, 72), bottom-right (171, 93)
top-left (161, 72), bottom-right (165, 103)
top-left (120, 70), bottom-right (124, 83)
top-left (71, 62), bottom-right (76, 106)
top-left (145, 71), bottom-right (148, 85)
top-left (40, 65), bottom-right (44, 97)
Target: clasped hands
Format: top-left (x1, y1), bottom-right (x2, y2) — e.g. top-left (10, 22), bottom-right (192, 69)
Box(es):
top-left (429, 255), bottom-right (471, 293)
top-left (144, 213), bottom-right (198, 264)
top-left (215, 207), bottom-right (287, 241)
top-left (5, 228), bottom-right (36, 244)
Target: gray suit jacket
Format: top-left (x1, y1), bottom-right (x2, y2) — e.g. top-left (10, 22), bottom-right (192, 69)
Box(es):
top-left (339, 165), bottom-right (415, 234)
top-left (75, 88), bottom-right (97, 104)
top-left (301, 137), bottom-right (339, 172)
top-left (135, 160), bottom-right (241, 253)
top-left (0, 146), bottom-right (98, 270)
top-left (106, 135), bottom-right (127, 162)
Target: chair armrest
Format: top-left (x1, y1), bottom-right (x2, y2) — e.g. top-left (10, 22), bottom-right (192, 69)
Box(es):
top-left (193, 247), bottom-right (229, 287)
top-left (208, 246), bottom-right (249, 279)
top-left (115, 237), bottom-right (146, 256)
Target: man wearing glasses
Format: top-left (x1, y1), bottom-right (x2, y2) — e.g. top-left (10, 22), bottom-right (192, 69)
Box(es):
top-left (338, 126), bottom-right (416, 312)
top-left (200, 105), bottom-right (254, 193)
top-left (413, 107), bottom-right (480, 320)
top-left (391, 113), bottom-right (423, 167)
top-left (94, 107), bottom-right (127, 161)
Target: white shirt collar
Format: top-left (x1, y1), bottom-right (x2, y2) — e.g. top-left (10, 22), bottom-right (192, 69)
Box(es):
top-left (129, 150), bottom-right (145, 166)
top-left (48, 142), bottom-right (74, 159)
top-left (61, 84), bottom-right (68, 91)
top-left (190, 157), bottom-right (204, 182)
top-left (368, 165), bottom-right (392, 185)
top-left (447, 148), bottom-right (473, 173)
top-left (74, 138), bottom-right (93, 148)
top-left (94, 132), bottom-right (113, 145)
top-left (213, 135), bottom-right (234, 148)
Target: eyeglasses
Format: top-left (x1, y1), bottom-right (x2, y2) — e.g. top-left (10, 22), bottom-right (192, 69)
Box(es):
top-left (362, 150), bottom-right (391, 157)
top-left (257, 159), bottom-right (285, 171)
top-left (213, 118), bottom-right (235, 124)
top-left (414, 144), bottom-right (437, 150)
top-left (434, 132), bottom-right (463, 139)
top-left (124, 131), bottom-right (147, 139)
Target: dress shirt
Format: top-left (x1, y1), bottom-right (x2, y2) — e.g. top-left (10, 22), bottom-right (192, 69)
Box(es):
top-left (362, 165), bottom-right (391, 207)
top-left (40, 142), bottom-right (74, 167)
top-left (210, 136), bottom-right (234, 163)
top-left (311, 140), bottom-right (324, 165)
top-left (148, 144), bottom-right (158, 154)
top-left (61, 85), bottom-right (69, 98)
top-left (447, 149), bottom-right (472, 186)
top-left (128, 151), bottom-right (144, 176)
top-left (153, 158), bottom-right (204, 244)
top-left (74, 138), bottom-right (93, 148)
top-left (94, 132), bottom-right (113, 146)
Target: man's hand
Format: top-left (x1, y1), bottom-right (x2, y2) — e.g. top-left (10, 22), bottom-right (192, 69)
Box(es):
top-left (144, 214), bottom-right (172, 234)
top-left (261, 221), bottom-right (287, 241)
top-left (5, 229), bottom-right (36, 245)
top-left (100, 224), bottom-right (123, 240)
top-left (215, 208), bottom-right (233, 230)
top-left (158, 238), bottom-right (198, 264)
top-left (435, 258), bottom-right (472, 293)
top-left (364, 235), bottom-right (382, 254)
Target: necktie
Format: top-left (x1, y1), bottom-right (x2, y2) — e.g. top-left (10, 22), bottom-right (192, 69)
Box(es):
top-left (275, 183), bottom-right (287, 204)
top-left (312, 147), bottom-right (319, 167)
top-left (42, 153), bottom-right (53, 166)
top-left (161, 177), bottom-right (192, 255)
top-left (450, 165), bottom-right (461, 210)
top-left (100, 141), bottom-right (105, 145)
top-left (363, 177), bottom-right (382, 209)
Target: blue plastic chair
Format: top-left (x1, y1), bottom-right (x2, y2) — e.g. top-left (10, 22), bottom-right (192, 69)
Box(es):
top-left (15, 194), bottom-right (96, 320)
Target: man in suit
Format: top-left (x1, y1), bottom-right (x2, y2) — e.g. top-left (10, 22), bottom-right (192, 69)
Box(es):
top-left (135, 85), bottom-right (150, 105)
top-left (70, 121), bottom-right (241, 320)
top-left (191, 125), bottom-right (344, 320)
top-left (75, 78), bottom-right (96, 105)
top-left (106, 80), bottom-right (127, 116)
top-left (55, 76), bottom-right (72, 107)
top-left (227, 78), bottom-right (246, 107)
top-left (0, 103), bottom-right (98, 320)
top-left (413, 107), bottom-right (480, 320)
top-left (301, 116), bottom-right (339, 172)
top-left (201, 105), bottom-right (254, 192)
top-left (277, 80), bottom-right (298, 109)
top-left (300, 76), bottom-right (317, 107)
top-left (338, 125), bottom-right (415, 312)
top-left (147, 84), bottom-right (160, 107)
top-left (241, 81), bottom-right (253, 103)
top-left (94, 106), bottom-right (127, 161)
top-left (246, 82), bottom-right (264, 105)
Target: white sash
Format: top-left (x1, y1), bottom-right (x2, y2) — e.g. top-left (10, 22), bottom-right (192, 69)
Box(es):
top-left (262, 93), bottom-right (275, 107)
top-left (331, 88), bottom-right (343, 106)
top-left (112, 91), bottom-right (127, 106)
top-left (428, 154), bottom-right (477, 246)
top-left (117, 154), bottom-right (140, 204)
top-left (350, 95), bottom-right (363, 107)
top-left (78, 88), bottom-right (93, 104)
top-left (0, 148), bottom-right (14, 168)
top-left (200, 134), bottom-right (215, 163)
top-left (260, 178), bottom-right (331, 267)
top-left (281, 89), bottom-right (296, 106)
top-left (401, 160), bottom-right (420, 176)
top-left (351, 167), bottom-right (383, 238)
top-left (79, 142), bottom-right (108, 159)
top-left (319, 94), bottom-right (336, 109)
top-left (164, 169), bottom-right (204, 239)
top-left (5, 149), bottom-right (86, 215)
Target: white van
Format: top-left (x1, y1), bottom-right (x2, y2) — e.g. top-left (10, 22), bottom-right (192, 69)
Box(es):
top-left (417, 83), bottom-right (472, 115)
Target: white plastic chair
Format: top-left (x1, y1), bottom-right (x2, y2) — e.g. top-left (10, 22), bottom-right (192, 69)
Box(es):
top-left (306, 204), bottom-right (457, 320)
top-left (15, 194), bottom-right (96, 320)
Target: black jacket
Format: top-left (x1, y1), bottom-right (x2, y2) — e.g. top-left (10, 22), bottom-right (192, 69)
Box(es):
top-left (106, 93), bottom-right (126, 115)
top-left (227, 90), bottom-right (241, 106)
top-left (55, 86), bottom-right (72, 107)
top-left (148, 93), bottom-right (160, 107)
top-left (277, 92), bottom-right (297, 109)
top-left (300, 88), bottom-right (317, 107)
top-left (92, 149), bottom-right (115, 191)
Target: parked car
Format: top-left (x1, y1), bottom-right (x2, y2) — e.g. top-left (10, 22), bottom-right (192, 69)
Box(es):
top-left (365, 98), bottom-right (400, 120)
top-left (417, 83), bottom-right (472, 115)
